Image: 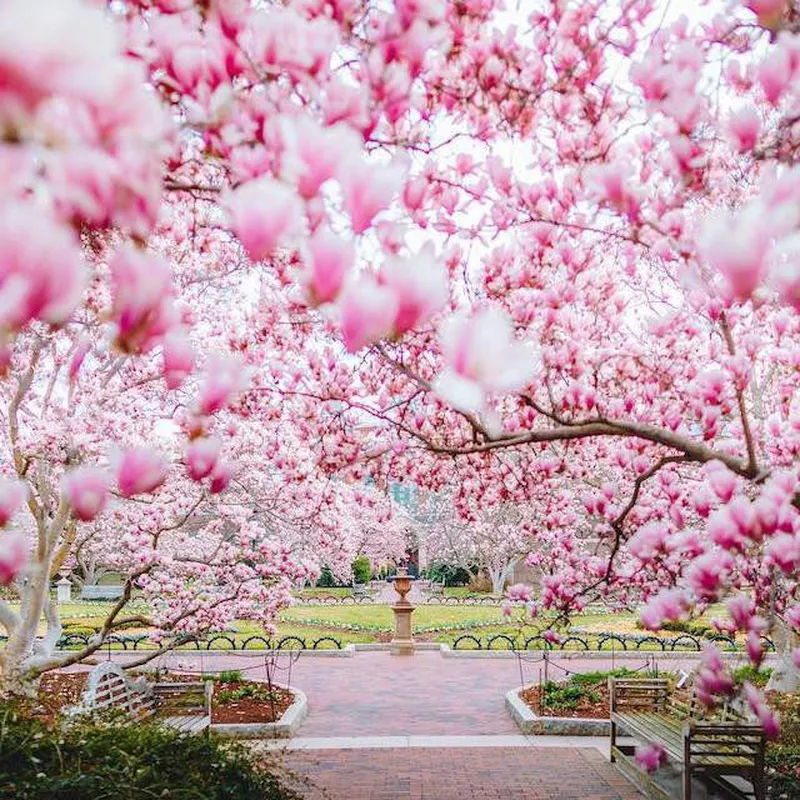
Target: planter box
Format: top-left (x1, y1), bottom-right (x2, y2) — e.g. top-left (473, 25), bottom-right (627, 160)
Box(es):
top-left (211, 687), bottom-right (307, 739)
top-left (505, 686), bottom-right (610, 736)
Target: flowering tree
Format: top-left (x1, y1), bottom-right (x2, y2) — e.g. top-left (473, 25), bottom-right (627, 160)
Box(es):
top-left (421, 498), bottom-right (532, 594)
top-left (0, 0), bottom-right (798, 728)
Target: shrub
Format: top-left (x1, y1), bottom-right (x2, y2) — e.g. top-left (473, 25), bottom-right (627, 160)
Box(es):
top-left (732, 665), bottom-right (773, 688)
top-left (426, 562), bottom-right (472, 587)
top-left (0, 703), bottom-right (301, 800)
top-left (351, 555), bottom-right (371, 584)
top-left (217, 670), bottom-right (244, 683)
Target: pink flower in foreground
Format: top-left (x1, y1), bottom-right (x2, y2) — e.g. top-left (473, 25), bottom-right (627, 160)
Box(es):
top-left (726, 106), bottom-right (761, 153)
top-left (0, 0), bottom-right (119, 111)
top-left (227, 177), bottom-right (304, 261)
top-left (0, 478), bottom-right (27, 527)
top-left (339, 276), bottom-right (398, 352)
top-left (186, 437), bottom-right (221, 481)
top-left (0, 532), bottom-right (28, 586)
top-left (640, 589), bottom-right (690, 630)
top-left (304, 226), bottom-right (354, 305)
top-left (209, 460), bottom-right (233, 494)
top-left (110, 247), bottom-right (176, 354)
top-left (0, 204), bottom-right (85, 332)
top-left (62, 467), bottom-right (110, 522)
top-left (745, 0), bottom-right (788, 29)
top-left (635, 743), bottom-right (667, 773)
top-left (197, 355), bottom-right (246, 416)
top-left (700, 209), bottom-right (772, 300)
top-left (706, 462), bottom-right (737, 503)
top-left (379, 247), bottom-right (449, 336)
top-left (339, 157), bottom-right (404, 234)
top-left (115, 448), bottom-right (168, 497)
top-left (162, 331), bottom-right (195, 389)
top-left (744, 683), bottom-right (781, 740)
top-left (434, 307), bottom-right (535, 413)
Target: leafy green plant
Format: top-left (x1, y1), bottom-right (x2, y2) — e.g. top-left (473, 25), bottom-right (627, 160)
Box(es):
top-left (217, 669), bottom-right (244, 683)
top-left (733, 665), bottom-right (773, 688)
top-left (351, 555), bottom-right (371, 584)
top-left (0, 702), bottom-right (300, 800)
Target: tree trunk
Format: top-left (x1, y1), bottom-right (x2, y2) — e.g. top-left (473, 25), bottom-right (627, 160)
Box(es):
top-left (766, 620), bottom-right (799, 693)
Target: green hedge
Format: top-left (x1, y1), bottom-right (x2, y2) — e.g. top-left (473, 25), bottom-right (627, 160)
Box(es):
top-left (0, 704), bottom-right (300, 800)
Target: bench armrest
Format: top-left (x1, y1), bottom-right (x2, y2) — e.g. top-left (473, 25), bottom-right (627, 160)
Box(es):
top-left (609, 678), bottom-right (670, 712)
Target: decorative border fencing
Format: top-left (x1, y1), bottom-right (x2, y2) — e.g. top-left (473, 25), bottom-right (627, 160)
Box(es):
top-left (449, 632), bottom-right (776, 652)
top-left (296, 593), bottom-right (501, 606)
top-left (0, 633), bottom-right (343, 651)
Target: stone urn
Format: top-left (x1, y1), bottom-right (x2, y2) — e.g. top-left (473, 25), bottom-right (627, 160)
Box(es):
top-left (390, 567), bottom-right (415, 655)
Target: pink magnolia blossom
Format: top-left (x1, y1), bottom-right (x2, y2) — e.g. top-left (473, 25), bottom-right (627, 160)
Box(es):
top-left (434, 307), bottom-right (535, 413)
top-left (726, 107), bottom-right (761, 153)
top-left (700, 208), bottom-right (772, 300)
top-left (640, 589), bottom-right (690, 630)
top-left (282, 117), bottom-right (360, 199)
top-left (0, 532), bottom-right (28, 586)
top-left (197, 355), bottom-right (246, 416)
top-left (744, 0), bottom-right (788, 29)
top-left (114, 448), bottom-right (168, 498)
top-left (379, 247), bottom-right (449, 336)
top-left (339, 276), bottom-right (398, 352)
top-left (304, 226), bottom-right (354, 305)
top-left (186, 437), bottom-right (222, 481)
top-left (0, 479), bottom-right (27, 528)
top-left (209, 461), bottom-right (233, 494)
top-left (110, 247), bottom-right (176, 354)
top-left (227, 177), bottom-right (304, 261)
top-left (162, 331), bottom-right (195, 390)
top-left (62, 467), bottom-right (111, 522)
top-left (744, 683), bottom-right (781, 740)
top-left (0, 0), bottom-right (120, 111)
top-left (635, 743), bottom-right (667, 773)
top-left (0, 205), bottom-right (85, 331)
top-left (339, 157), bottom-right (404, 234)
top-left (506, 583), bottom-right (533, 603)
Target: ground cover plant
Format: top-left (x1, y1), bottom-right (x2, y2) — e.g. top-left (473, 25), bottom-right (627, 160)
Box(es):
top-left (0, 702), bottom-right (301, 800)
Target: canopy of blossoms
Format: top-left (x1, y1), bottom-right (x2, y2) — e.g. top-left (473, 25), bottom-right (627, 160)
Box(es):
top-left (0, 0), bottom-right (796, 724)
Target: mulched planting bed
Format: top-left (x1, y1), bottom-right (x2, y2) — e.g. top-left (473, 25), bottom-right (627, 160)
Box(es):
top-left (520, 681), bottom-right (610, 719)
top-left (25, 670), bottom-right (294, 726)
top-left (212, 681), bottom-right (294, 724)
top-left (26, 672), bottom-right (88, 724)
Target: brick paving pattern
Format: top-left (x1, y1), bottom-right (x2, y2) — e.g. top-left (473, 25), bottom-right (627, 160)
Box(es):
top-left (282, 746), bottom-right (643, 799)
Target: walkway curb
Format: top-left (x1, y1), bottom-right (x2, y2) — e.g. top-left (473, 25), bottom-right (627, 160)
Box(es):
top-left (505, 687), bottom-right (611, 735)
top-left (211, 686), bottom-right (308, 739)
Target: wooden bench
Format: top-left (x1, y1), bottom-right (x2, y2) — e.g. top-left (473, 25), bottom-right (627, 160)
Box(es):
top-left (425, 580), bottom-right (445, 600)
top-left (73, 662), bottom-right (213, 736)
top-left (609, 677), bottom-right (766, 800)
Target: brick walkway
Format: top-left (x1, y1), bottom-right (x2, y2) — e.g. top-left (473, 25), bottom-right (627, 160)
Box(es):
top-left (76, 649), bottom-right (703, 737)
top-left (280, 746), bottom-right (642, 799)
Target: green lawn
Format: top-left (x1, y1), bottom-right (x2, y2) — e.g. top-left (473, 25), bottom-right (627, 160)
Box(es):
top-left (10, 599), bottom-right (727, 650)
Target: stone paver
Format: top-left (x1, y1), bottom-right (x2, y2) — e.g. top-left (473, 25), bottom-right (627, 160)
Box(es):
top-left (280, 746), bottom-right (643, 799)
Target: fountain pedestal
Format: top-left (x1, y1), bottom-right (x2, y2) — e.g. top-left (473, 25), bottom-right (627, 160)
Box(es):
top-left (390, 568), bottom-right (415, 656)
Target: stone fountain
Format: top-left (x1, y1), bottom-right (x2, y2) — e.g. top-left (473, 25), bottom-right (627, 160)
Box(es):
top-left (390, 567), bottom-right (415, 656)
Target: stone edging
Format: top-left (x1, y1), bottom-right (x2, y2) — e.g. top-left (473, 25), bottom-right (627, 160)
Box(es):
top-left (504, 686), bottom-right (610, 736)
top-left (211, 686), bottom-right (308, 739)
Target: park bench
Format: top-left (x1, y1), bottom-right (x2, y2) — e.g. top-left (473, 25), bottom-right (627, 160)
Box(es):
top-left (609, 676), bottom-right (766, 800)
top-left (73, 661), bottom-right (213, 736)
top-left (80, 584), bottom-right (124, 600)
top-left (425, 580), bottom-right (445, 600)
top-left (352, 582), bottom-right (368, 598)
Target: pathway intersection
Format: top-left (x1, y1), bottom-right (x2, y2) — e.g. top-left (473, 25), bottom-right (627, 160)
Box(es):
top-left (72, 648), bottom-right (742, 798)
